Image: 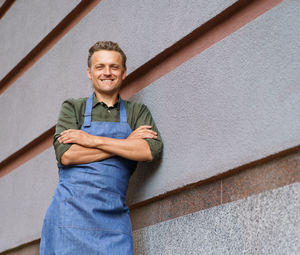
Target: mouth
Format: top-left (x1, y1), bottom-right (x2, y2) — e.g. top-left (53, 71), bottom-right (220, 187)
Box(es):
top-left (99, 78), bottom-right (115, 82)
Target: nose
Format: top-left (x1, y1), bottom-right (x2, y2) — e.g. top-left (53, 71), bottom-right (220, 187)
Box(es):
top-left (103, 66), bottom-right (111, 75)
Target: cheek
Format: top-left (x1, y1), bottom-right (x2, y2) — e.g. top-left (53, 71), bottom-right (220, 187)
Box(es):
top-left (92, 72), bottom-right (101, 79)
top-left (117, 72), bottom-right (125, 80)
top-left (112, 72), bottom-right (122, 79)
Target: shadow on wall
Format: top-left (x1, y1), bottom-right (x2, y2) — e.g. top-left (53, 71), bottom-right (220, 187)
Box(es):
top-left (127, 156), bottom-right (163, 205)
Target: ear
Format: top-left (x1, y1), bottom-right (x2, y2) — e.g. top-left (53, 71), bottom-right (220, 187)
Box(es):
top-left (121, 69), bottom-right (127, 80)
top-left (87, 68), bottom-right (92, 80)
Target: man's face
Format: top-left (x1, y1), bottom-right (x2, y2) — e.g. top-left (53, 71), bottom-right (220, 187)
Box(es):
top-left (87, 50), bottom-right (126, 96)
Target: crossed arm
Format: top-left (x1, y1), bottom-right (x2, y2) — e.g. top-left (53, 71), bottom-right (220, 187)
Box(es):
top-left (59, 126), bottom-right (157, 165)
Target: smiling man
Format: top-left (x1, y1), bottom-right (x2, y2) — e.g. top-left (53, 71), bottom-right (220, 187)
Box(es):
top-left (40, 41), bottom-right (162, 255)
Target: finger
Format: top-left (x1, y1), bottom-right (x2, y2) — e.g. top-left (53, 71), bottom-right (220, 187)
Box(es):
top-left (136, 125), bottom-right (152, 130)
top-left (59, 133), bottom-right (73, 143)
top-left (60, 129), bottom-right (76, 135)
top-left (60, 136), bottom-right (74, 144)
top-left (137, 130), bottom-right (157, 138)
top-left (58, 137), bottom-right (64, 143)
top-left (142, 130), bottom-right (157, 136)
top-left (134, 128), bottom-right (155, 134)
top-left (58, 135), bottom-right (68, 143)
top-left (58, 135), bottom-right (66, 143)
top-left (61, 139), bottom-right (72, 144)
top-left (141, 134), bottom-right (158, 139)
top-left (133, 130), bottom-right (157, 137)
top-left (60, 131), bottom-right (71, 137)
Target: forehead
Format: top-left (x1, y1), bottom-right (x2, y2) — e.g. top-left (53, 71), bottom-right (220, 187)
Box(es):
top-left (90, 50), bottom-right (122, 65)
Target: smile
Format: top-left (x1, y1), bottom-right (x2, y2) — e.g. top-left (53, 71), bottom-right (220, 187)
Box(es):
top-left (100, 79), bottom-right (114, 81)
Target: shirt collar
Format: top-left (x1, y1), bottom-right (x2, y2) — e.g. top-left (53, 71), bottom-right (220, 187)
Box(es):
top-left (92, 93), bottom-right (120, 109)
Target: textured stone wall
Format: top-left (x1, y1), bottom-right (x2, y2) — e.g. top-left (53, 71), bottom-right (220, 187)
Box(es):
top-left (133, 183), bottom-right (300, 254)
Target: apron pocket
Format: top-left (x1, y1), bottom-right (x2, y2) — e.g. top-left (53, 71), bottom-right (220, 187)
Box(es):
top-left (58, 186), bottom-right (131, 234)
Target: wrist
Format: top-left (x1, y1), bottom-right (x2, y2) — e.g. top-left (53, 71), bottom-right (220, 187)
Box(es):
top-left (94, 136), bottom-right (104, 149)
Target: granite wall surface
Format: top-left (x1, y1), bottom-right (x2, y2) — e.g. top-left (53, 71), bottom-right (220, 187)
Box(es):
top-left (133, 182), bottom-right (300, 255)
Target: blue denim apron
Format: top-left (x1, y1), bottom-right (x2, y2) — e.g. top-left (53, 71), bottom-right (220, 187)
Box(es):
top-left (40, 93), bottom-right (136, 254)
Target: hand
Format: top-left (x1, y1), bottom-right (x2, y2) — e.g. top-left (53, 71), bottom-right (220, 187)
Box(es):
top-left (127, 125), bottom-right (158, 139)
top-left (58, 129), bottom-right (97, 147)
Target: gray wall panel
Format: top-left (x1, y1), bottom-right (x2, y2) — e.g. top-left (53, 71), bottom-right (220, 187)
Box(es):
top-left (0, 0), bottom-right (81, 80)
top-left (0, 0), bottom-right (235, 161)
top-left (127, 0), bottom-right (300, 203)
top-left (0, 148), bottom-right (58, 252)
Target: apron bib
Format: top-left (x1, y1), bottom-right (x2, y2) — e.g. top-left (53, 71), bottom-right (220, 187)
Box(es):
top-left (40, 93), bottom-right (136, 255)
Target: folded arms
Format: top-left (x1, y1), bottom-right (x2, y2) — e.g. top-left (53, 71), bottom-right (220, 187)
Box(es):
top-left (59, 125), bottom-right (157, 165)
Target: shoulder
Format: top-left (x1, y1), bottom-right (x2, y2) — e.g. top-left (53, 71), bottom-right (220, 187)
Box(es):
top-left (123, 99), bottom-right (149, 114)
top-left (58, 97), bottom-right (89, 119)
top-left (123, 99), bottom-right (155, 129)
top-left (60, 97), bottom-right (88, 111)
top-left (62, 97), bottom-right (88, 106)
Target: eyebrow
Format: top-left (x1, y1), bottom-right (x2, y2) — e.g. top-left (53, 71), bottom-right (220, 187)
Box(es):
top-left (94, 63), bottom-right (120, 67)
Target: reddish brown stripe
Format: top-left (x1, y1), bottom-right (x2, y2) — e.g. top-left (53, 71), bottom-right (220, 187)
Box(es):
top-left (0, 0), bottom-right (16, 19)
top-left (0, 0), bottom-right (101, 95)
top-left (130, 181), bottom-right (222, 231)
top-left (130, 146), bottom-right (300, 230)
top-left (0, 127), bottom-right (55, 178)
top-left (129, 145), bottom-right (300, 210)
top-left (120, 0), bottom-right (282, 99)
top-left (0, 239), bottom-right (40, 255)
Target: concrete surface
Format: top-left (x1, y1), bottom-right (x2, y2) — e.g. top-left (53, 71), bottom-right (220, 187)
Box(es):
top-left (0, 0), bottom-right (81, 80)
top-left (0, 0), bottom-right (6, 8)
top-left (0, 148), bottom-right (58, 252)
top-left (127, 0), bottom-right (300, 203)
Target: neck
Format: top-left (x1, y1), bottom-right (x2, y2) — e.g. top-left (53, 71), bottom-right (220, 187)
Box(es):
top-left (94, 91), bottom-right (119, 107)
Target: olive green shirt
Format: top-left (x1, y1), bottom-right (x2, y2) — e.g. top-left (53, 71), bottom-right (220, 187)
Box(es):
top-left (53, 94), bottom-right (162, 163)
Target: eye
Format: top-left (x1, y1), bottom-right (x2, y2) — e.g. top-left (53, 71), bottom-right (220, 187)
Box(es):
top-left (95, 65), bottom-right (103, 70)
top-left (111, 65), bottom-right (120, 70)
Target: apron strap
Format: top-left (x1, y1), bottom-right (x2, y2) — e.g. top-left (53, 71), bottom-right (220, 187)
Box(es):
top-left (119, 98), bottom-right (127, 123)
top-left (83, 93), bottom-right (94, 127)
top-left (83, 93), bottom-right (127, 127)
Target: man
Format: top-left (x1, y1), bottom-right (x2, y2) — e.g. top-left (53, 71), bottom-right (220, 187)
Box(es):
top-left (40, 41), bottom-right (162, 254)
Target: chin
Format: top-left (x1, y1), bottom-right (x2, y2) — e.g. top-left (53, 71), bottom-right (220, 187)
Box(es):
top-left (97, 88), bottom-right (119, 95)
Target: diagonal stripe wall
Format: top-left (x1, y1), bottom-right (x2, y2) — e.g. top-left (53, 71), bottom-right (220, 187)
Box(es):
top-left (0, 0), bottom-right (299, 253)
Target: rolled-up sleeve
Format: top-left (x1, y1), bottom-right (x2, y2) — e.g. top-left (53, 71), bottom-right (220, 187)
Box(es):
top-left (53, 99), bottom-right (80, 163)
top-left (134, 105), bottom-right (163, 161)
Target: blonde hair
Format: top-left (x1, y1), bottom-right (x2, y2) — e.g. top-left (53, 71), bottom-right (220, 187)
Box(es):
top-left (87, 41), bottom-right (127, 69)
